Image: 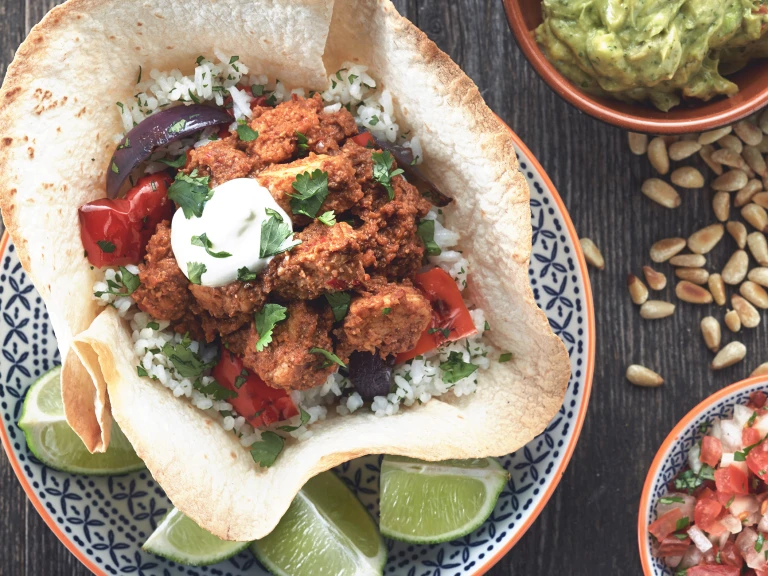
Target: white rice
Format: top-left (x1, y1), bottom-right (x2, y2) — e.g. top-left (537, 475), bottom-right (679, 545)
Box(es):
top-left (97, 55), bottom-right (497, 441)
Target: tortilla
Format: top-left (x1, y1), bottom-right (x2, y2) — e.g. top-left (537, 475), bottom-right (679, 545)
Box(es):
top-left (0, 0), bottom-right (570, 541)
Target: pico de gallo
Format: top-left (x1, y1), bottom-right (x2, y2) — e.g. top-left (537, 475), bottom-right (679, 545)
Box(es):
top-left (650, 391), bottom-right (768, 575)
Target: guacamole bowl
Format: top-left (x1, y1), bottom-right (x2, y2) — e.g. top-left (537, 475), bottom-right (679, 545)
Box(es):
top-left (503, 0), bottom-right (768, 135)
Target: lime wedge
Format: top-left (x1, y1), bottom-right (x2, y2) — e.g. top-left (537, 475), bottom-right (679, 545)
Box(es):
top-left (379, 456), bottom-right (509, 544)
top-left (143, 507), bottom-right (249, 565)
top-left (18, 366), bottom-right (144, 475)
top-left (250, 471), bottom-right (386, 576)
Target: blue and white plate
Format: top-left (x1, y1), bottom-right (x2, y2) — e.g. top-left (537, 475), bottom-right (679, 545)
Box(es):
top-left (0, 132), bottom-right (595, 575)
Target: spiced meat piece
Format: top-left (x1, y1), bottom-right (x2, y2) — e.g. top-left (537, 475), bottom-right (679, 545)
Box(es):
top-left (188, 281), bottom-right (267, 340)
top-left (256, 153), bottom-right (363, 224)
top-left (183, 136), bottom-right (253, 187)
top-left (336, 278), bottom-right (432, 359)
top-left (305, 108), bottom-right (358, 155)
top-left (264, 221), bottom-right (368, 300)
top-left (131, 221), bottom-right (195, 323)
top-left (225, 301), bottom-right (337, 391)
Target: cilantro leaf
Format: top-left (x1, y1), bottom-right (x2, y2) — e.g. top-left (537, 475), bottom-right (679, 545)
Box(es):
top-left (191, 233), bottom-right (232, 258)
top-left (168, 119), bottom-right (186, 134)
top-left (757, 532), bottom-right (765, 553)
top-left (317, 210), bottom-right (336, 226)
top-left (428, 327), bottom-right (451, 338)
top-left (111, 162), bottom-right (120, 174)
top-left (157, 152), bottom-right (187, 168)
top-left (234, 369), bottom-right (249, 389)
top-left (296, 131), bottom-right (309, 152)
top-left (147, 322), bottom-right (160, 330)
top-left (372, 151), bottom-right (405, 201)
top-left (440, 352), bottom-right (478, 384)
top-left (382, 308), bottom-right (392, 315)
top-left (118, 266), bottom-right (141, 295)
top-left (254, 303), bottom-right (288, 352)
top-left (369, 115), bottom-right (379, 126)
top-left (193, 378), bottom-right (237, 401)
top-left (187, 262), bottom-right (206, 285)
top-left (278, 406), bottom-right (311, 432)
top-left (325, 292), bottom-right (351, 322)
top-left (675, 517), bottom-right (690, 531)
top-left (659, 496), bottom-right (684, 505)
top-left (309, 347), bottom-right (346, 368)
top-left (168, 169), bottom-right (213, 219)
top-left (249, 431), bottom-right (284, 467)
top-left (498, 353), bottom-right (513, 363)
top-left (260, 208), bottom-right (301, 258)
top-left (252, 84), bottom-right (265, 96)
top-left (288, 169), bottom-right (329, 218)
top-left (417, 219), bottom-right (442, 256)
top-left (97, 240), bottom-right (116, 253)
top-left (161, 337), bottom-right (215, 379)
top-left (137, 366), bottom-right (148, 377)
top-left (237, 267), bottom-right (259, 282)
top-left (229, 55), bottom-right (240, 65)
top-left (237, 119), bottom-right (259, 142)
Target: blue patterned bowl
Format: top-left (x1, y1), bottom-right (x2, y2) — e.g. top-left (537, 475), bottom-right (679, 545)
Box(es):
top-left (0, 130), bottom-right (595, 575)
top-left (639, 375), bottom-right (768, 576)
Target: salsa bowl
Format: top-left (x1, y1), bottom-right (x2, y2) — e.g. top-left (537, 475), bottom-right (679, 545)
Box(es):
top-left (502, 0), bottom-right (768, 135)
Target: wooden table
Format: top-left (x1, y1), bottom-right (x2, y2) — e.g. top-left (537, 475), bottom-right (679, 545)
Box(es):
top-left (3, 1), bottom-right (768, 574)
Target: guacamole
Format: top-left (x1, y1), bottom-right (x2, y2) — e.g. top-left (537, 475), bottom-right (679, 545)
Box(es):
top-left (535, 0), bottom-right (768, 111)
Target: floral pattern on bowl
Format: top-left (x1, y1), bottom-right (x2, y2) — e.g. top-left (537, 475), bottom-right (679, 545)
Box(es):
top-left (0, 135), bottom-right (594, 575)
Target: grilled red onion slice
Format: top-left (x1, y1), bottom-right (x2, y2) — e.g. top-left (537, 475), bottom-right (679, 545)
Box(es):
top-left (106, 105), bottom-right (231, 198)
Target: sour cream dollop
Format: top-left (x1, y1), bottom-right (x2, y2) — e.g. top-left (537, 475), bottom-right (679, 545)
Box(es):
top-left (171, 178), bottom-right (293, 287)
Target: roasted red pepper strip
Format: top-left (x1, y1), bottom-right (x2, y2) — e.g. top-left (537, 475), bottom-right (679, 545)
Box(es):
top-left (212, 348), bottom-right (298, 428)
top-left (396, 267), bottom-right (477, 363)
top-left (80, 173), bottom-right (174, 267)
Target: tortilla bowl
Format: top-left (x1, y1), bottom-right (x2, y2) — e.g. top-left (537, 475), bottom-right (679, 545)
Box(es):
top-left (0, 0), bottom-right (570, 541)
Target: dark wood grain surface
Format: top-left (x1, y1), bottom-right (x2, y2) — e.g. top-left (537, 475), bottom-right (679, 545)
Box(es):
top-left (3, 1), bottom-right (767, 575)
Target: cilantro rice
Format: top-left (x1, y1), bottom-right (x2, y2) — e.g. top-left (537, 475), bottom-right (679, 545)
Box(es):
top-left (94, 54), bottom-right (496, 444)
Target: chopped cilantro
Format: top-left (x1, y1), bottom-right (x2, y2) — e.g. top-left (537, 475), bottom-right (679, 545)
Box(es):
top-left (117, 137), bottom-right (131, 150)
top-left (325, 292), bottom-right (351, 322)
top-left (260, 208), bottom-right (301, 258)
top-left (440, 352), bottom-right (478, 384)
top-left (229, 55), bottom-right (239, 65)
top-left (749, 410), bottom-right (758, 427)
top-left (158, 152), bottom-right (187, 168)
top-left (698, 420), bottom-right (711, 434)
top-left (382, 307), bottom-right (392, 316)
top-left (288, 169), bottom-right (329, 218)
top-left (277, 407), bottom-right (311, 432)
top-left (417, 219), bottom-right (442, 256)
top-left (484, 321), bottom-right (491, 331)
top-left (252, 84), bottom-right (265, 96)
top-left (498, 353), bottom-right (513, 363)
top-left (254, 303), bottom-right (288, 352)
top-left (234, 368), bottom-right (249, 389)
top-left (317, 210), bottom-right (336, 226)
top-left (236, 119), bottom-right (259, 142)
top-left (111, 162), bottom-right (119, 174)
top-left (309, 347), bottom-right (346, 368)
top-left (675, 516), bottom-right (690, 531)
top-left (196, 55), bottom-right (205, 65)
top-left (167, 169), bottom-right (213, 219)
top-left (237, 267), bottom-right (259, 282)
top-left (161, 335), bottom-right (215, 379)
top-left (735, 432), bottom-right (768, 461)
top-left (137, 366), bottom-right (148, 377)
top-left (147, 322), bottom-right (160, 330)
top-left (188, 90), bottom-right (200, 104)
top-left (335, 68), bottom-right (347, 81)
top-left (369, 115), bottom-right (379, 126)
top-left (428, 327), bottom-right (451, 338)
top-left (726, 495), bottom-right (735, 508)
top-left (137, 65), bottom-right (142, 84)
top-left (191, 233), bottom-right (232, 258)
top-left (296, 131), bottom-right (309, 152)
top-left (118, 266), bottom-right (140, 295)
top-left (758, 533), bottom-right (765, 553)
top-left (249, 431), bottom-right (284, 467)
top-left (659, 496), bottom-right (685, 505)
top-left (372, 151), bottom-right (404, 200)
top-left (348, 74), bottom-right (359, 83)
top-left (193, 378), bottom-right (237, 401)
top-left (187, 262), bottom-right (206, 285)
top-left (674, 465), bottom-right (715, 493)
top-left (167, 119), bottom-right (186, 134)
top-left (97, 240), bottom-right (116, 253)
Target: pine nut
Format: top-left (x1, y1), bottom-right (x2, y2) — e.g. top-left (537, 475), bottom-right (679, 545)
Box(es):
top-left (668, 140), bottom-right (702, 161)
top-left (747, 232), bottom-right (768, 266)
top-left (742, 203), bottom-right (768, 232)
top-left (671, 166), bottom-right (705, 189)
top-left (733, 294), bottom-right (761, 328)
top-left (743, 146), bottom-right (767, 177)
top-left (722, 250), bottom-right (749, 284)
top-left (753, 192), bottom-right (768, 209)
top-left (735, 179), bottom-right (763, 207)
top-left (711, 342), bottom-right (747, 370)
top-left (579, 238), bottom-right (604, 270)
top-left (641, 178), bottom-right (680, 208)
top-left (700, 145), bottom-right (724, 176)
top-left (711, 148), bottom-right (747, 170)
top-left (735, 120), bottom-right (764, 146)
top-left (700, 316), bottom-right (721, 352)
top-left (713, 192), bottom-right (730, 222)
top-left (688, 223), bottom-right (724, 254)
top-left (643, 265), bottom-right (667, 291)
top-left (626, 364), bottom-right (664, 387)
top-left (628, 132), bottom-right (648, 155)
top-left (648, 137), bottom-right (670, 175)
top-left (751, 362), bottom-right (768, 377)
top-left (640, 300), bottom-right (676, 319)
top-left (699, 126), bottom-right (732, 145)
top-left (669, 254), bottom-right (706, 267)
top-left (748, 267), bottom-right (768, 287)
top-left (675, 267), bottom-right (709, 284)
top-left (740, 281), bottom-right (768, 309)
top-left (712, 169), bottom-right (749, 192)
top-left (727, 221), bottom-right (748, 249)
top-left (709, 274), bottom-right (727, 306)
top-left (675, 281), bottom-right (713, 304)
top-left (627, 274), bottom-right (649, 305)
top-left (725, 309), bottom-right (742, 332)
top-left (650, 238), bottom-right (686, 263)
top-left (719, 134), bottom-right (743, 154)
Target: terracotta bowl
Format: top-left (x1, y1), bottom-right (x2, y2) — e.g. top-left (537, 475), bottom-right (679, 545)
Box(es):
top-left (502, 0), bottom-right (768, 134)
